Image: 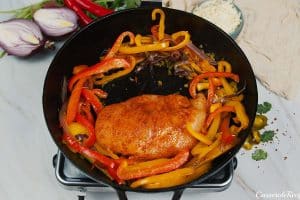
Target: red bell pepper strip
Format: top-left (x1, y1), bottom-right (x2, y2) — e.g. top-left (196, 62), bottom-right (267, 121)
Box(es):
top-left (75, 112), bottom-right (96, 147)
top-left (66, 78), bottom-right (87, 124)
top-left (74, 0), bottom-right (113, 17)
top-left (205, 106), bottom-right (235, 129)
top-left (64, 0), bottom-right (92, 25)
top-left (220, 116), bottom-right (235, 144)
top-left (151, 25), bottom-right (159, 40)
top-left (106, 166), bottom-right (124, 185)
top-left (68, 58), bottom-right (130, 91)
top-left (104, 31), bottom-right (135, 60)
top-left (189, 72), bottom-right (240, 98)
top-left (81, 88), bottom-right (103, 114)
top-left (62, 133), bottom-right (115, 169)
top-left (207, 77), bottom-right (215, 109)
top-left (117, 150), bottom-right (189, 180)
top-left (78, 101), bottom-right (94, 124)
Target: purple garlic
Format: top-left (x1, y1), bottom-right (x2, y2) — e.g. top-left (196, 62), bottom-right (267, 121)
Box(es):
top-left (0, 19), bottom-right (44, 57)
top-left (33, 8), bottom-right (78, 37)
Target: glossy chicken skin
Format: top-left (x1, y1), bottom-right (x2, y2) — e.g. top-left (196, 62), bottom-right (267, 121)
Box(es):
top-left (95, 94), bottom-right (207, 160)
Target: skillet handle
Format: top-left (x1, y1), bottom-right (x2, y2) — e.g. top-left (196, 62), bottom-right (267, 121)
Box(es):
top-left (116, 189), bottom-right (128, 200)
top-left (172, 189), bottom-right (185, 200)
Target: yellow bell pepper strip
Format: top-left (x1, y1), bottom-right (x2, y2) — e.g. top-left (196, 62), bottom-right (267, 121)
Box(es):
top-left (94, 56), bottom-right (136, 85)
top-left (196, 82), bottom-right (209, 91)
top-left (104, 31), bottom-right (135, 60)
top-left (68, 58), bottom-right (130, 91)
top-left (130, 167), bottom-right (195, 189)
top-left (206, 103), bottom-right (222, 139)
top-left (189, 72), bottom-right (240, 98)
top-left (118, 41), bottom-right (169, 54)
top-left (66, 78), bottom-right (87, 124)
top-left (151, 8), bottom-right (165, 41)
top-left (186, 123), bottom-right (213, 145)
top-left (199, 59), bottom-right (217, 72)
top-left (116, 150), bottom-right (189, 180)
top-left (191, 134), bottom-right (221, 157)
top-left (161, 31), bottom-right (191, 51)
top-left (75, 112), bottom-right (96, 147)
top-left (94, 143), bottom-right (119, 160)
top-left (68, 122), bottom-right (88, 137)
top-left (203, 140), bottom-right (238, 163)
top-left (205, 106), bottom-right (235, 129)
top-left (218, 61), bottom-right (235, 95)
top-left (135, 34), bottom-right (154, 46)
top-left (220, 116), bottom-right (235, 144)
top-left (225, 100), bottom-right (249, 131)
top-left (81, 88), bottom-right (103, 114)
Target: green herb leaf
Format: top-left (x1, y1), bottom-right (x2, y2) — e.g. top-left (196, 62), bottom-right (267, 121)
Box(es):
top-left (124, 0), bottom-right (141, 8)
top-left (252, 149), bottom-right (268, 161)
top-left (260, 130), bottom-right (275, 142)
top-left (257, 101), bottom-right (272, 114)
top-left (0, 51), bottom-right (6, 59)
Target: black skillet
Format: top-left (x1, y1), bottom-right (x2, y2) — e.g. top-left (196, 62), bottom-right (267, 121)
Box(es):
top-left (43, 7), bottom-right (257, 200)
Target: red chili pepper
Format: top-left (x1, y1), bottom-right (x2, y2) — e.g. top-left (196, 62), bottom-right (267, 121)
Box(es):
top-left (205, 106), bottom-right (235, 129)
top-left (117, 150), bottom-right (189, 180)
top-left (62, 133), bottom-right (115, 169)
top-left (68, 58), bottom-right (130, 91)
top-left (66, 78), bottom-right (87, 124)
top-left (220, 116), bottom-right (235, 144)
top-left (189, 72), bottom-right (240, 98)
top-left (81, 88), bottom-right (103, 114)
top-left (74, 0), bottom-right (113, 17)
top-left (64, 0), bottom-right (92, 25)
top-left (75, 112), bottom-right (96, 147)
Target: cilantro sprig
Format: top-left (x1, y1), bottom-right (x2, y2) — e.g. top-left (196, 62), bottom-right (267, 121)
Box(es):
top-left (257, 102), bottom-right (272, 114)
top-left (252, 149), bottom-right (268, 161)
top-left (260, 130), bottom-right (275, 142)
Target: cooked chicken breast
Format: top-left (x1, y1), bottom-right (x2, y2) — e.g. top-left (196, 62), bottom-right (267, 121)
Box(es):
top-left (95, 94), bottom-right (206, 160)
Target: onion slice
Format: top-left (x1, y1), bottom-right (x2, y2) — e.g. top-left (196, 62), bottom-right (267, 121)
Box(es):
top-left (0, 19), bottom-right (44, 57)
top-left (33, 8), bottom-right (78, 37)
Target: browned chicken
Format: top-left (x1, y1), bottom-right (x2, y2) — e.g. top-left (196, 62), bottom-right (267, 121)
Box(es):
top-left (95, 94), bottom-right (207, 160)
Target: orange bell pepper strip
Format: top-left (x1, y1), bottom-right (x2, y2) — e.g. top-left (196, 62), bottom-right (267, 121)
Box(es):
top-left (104, 31), bottom-right (135, 60)
top-left (220, 116), bottom-right (235, 144)
top-left (205, 106), bottom-right (235, 129)
top-left (66, 78), bottom-right (87, 124)
top-left (81, 88), bottom-right (103, 114)
top-left (117, 150), bottom-right (189, 180)
top-left (189, 72), bottom-right (239, 98)
top-left (151, 8), bottom-right (165, 41)
top-left (207, 77), bottom-right (215, 109)
top-left (75, 112), bottom-right (96, 147)
top-left (161, 31), bottom-right (191, 51)
top-left (68, 58), bottom-right (130, 91)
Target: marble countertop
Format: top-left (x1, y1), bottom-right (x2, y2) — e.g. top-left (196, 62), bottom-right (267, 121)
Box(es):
top-left (0, 1), bottom-right (299, 200)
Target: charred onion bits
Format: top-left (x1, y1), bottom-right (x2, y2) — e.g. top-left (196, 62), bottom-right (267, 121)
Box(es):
top-left (60, 8), bottom-right (249, 188)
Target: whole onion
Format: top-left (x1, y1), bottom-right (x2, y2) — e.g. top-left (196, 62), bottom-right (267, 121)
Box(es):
top-left (33, 8), bottom-right (78, 37)
top-left (0, 19), bottom-right (44, 57)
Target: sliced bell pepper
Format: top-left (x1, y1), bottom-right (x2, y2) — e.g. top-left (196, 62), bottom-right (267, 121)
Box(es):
top-left (72, 65), bottom-right (88, 74)
top-left (207, 77), bottom-right (215, 109)
top-left (151, 25), bottom-right (159, 40)
top-left (104, 31), bottom-right (135, 60)
top-left (205, 106), bottom-right (235, 129)
top-left (75, 112), bottom-right (96, 147)
top-left (68, 58), bottom-right (130, 91)
top-left (117, 150), bottom-right (189, 180)
top-left (81, 88), bottom-right (103, 114)
top-left (225, 100), bottom-right (249, 131)
top-left (189, 72), bottom-right (240, 99)
top-left (66, 78), bottom-right (87, 124)
top-left (220, 116), bottom-right (235, 144)
top-left (92, 88), bottom-right (108, 98)
top-left (191, 134), bottom-right (222, 158)
top-left (186, 123), bottom-right (213, 145)
top-left (118, 41), bottom-right (169, 54)
top-left (78, 101), bottom-right (94, 124)
top-left (151, 8), bottom-right (165, 41)
top-left (130, 167), bottom-right (194, 188)
top-left (161, 31), bottom-right (191, 51)
top-left (62, 133), bottom-right (115, 169)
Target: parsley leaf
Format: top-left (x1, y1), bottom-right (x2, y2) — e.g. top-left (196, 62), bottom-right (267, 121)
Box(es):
top-left (260, 130), bottom-right (275, 142)
top-left (252, 149), bottom-right (268, 161)
top-left (257, 102), bottom-right (272, 114)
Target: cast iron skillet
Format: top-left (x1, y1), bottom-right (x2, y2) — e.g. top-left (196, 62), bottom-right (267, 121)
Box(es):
top-left (43, 7), bottom-right (257, 200)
